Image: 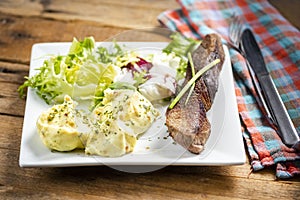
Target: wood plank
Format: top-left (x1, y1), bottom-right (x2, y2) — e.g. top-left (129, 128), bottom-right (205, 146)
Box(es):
top-left (0, 147), bottom-right (299, 200)
top-left (0, 81), bottom-right (25, 116)
top-left (0, 61), bottom-right (27, 116)
top-left (0, 95), bottom-right (25, 116)
top-left (0, 13), bottom-right (127, 64)
top-left (1, 0), bottom-right (300, 30)
top-left (0, 13), bottom-right (171, 65)
top-left (269, 0), bottom-right (300, 29)
top-left (0, 0), bottom-right (178, 29)
top-left (0, 0), bottom-right (43, 16)
top-left (0, 115), bottom-right (23, 150)
top-left (40, 0), bottom-right (178, 29)
top-left (0, 61), bottom-right (29, 84)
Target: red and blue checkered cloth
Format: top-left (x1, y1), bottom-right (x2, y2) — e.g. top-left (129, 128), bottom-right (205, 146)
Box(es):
top-left (158, 0), bottom-right (300, 178)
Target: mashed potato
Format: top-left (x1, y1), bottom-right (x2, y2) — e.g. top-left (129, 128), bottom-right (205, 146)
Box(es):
top-left (85, 88), bottom-right (160, 157)
top-left (36, 95), bottom-right (85, 151)
top-left (36, 90), bottom-right (159, 157)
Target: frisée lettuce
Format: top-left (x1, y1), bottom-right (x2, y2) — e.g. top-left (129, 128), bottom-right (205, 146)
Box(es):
top-left (18, 33), bottom-right (200, 107)
top-left (163, 32), bottom-right (201, 80)
top-left (18, 37), bottom-right (119, 104)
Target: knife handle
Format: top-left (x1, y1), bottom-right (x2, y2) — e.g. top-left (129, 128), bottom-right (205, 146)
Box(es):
top-left (258, 74), bottom-right (299, 146)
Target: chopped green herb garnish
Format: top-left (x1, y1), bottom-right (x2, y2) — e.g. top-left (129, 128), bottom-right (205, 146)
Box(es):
top-left (169, 59), bottom-right (220, 109)
top-left (185, 52), bottom-right (196, 105)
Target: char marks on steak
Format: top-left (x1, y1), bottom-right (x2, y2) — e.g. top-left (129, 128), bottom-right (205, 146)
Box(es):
top-left (192, 34), bottom-right (225, 108)
top-left (165, 33), bottom-right (225, 154)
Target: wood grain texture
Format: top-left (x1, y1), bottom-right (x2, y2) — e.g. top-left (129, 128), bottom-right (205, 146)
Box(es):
top-left (0, 0), bottom-right (299, 199)
top-left (0, 0), bottom-right (178, 29)
top-left (0, 13), bottom-right (127, 64)
top-left (0, 61), bottom-right (27, 116)
top-left (269, 0), bottom-right (300, 29)
top-left (0, 142), bottom-right (299, 200)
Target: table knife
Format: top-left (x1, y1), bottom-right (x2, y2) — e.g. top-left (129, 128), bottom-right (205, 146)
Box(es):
top-left (241, 28), bottom-right (299, 148)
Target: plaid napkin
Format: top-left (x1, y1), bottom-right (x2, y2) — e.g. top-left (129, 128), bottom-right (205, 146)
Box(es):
top-left (158, 0), bottom-right (300, 179)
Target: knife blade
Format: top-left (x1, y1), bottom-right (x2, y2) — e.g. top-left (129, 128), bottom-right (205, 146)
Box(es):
top-left (241, 28), bottom-right (299, 148)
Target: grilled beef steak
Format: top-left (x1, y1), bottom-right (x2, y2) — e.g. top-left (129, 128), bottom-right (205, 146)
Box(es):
top-left (165, 33), bottom-right (225, 154)
top-left (192, 34), bottom-right (225, 109)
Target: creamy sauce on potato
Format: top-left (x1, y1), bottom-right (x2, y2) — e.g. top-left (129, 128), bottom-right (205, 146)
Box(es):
top-left (36, 95), bottom-right (85, 151)
top-left (85, 89), bottom-right (160, 157)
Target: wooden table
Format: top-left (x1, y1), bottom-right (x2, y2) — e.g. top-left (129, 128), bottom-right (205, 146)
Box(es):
top-left (1, 0), bottom-right (299, 199)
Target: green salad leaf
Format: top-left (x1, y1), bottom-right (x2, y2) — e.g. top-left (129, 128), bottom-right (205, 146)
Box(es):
top-left (96, 41), bottom-right (124, 64)
top-left (163, 32), bottom-right (201, 57)
top-left (18, 33), bottom-right (201, 109)
top-left (18, 37), bottom-right (118, 105)
top-left (91, 63), bottom-right (119, 109)
top-left (163, 32), bottom-right (201, 80)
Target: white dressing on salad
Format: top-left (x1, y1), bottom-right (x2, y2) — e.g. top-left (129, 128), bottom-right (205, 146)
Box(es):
top-left (139, 52), bottom-right (180, 101)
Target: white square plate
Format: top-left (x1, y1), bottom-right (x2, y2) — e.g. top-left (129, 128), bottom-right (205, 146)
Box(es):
top-left (19, 42), bottom-right (246, 169)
